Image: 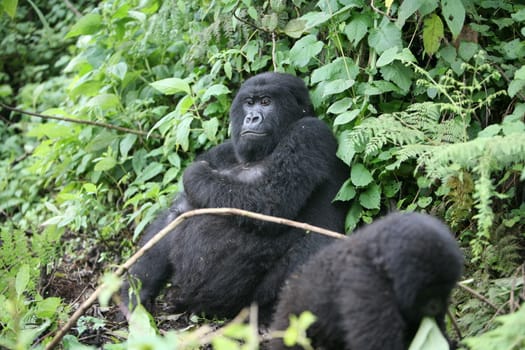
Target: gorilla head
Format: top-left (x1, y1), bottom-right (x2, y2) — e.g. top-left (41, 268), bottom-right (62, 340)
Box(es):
top-left (230, 72), bottom-right (315, 163)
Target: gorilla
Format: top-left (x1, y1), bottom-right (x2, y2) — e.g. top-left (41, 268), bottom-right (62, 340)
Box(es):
top-left (121, 72), bottom-right (349, 324)
top-left (270, 212), bottom-right (464, 350)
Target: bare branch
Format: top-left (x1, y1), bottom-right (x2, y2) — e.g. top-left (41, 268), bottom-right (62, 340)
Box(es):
top-left (0, 102), bottom-right (162, 139)
top-left (44, 207), bottom-right (346, 349)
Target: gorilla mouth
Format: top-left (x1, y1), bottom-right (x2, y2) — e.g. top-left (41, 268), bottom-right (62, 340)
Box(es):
top-left (241, 131), bottom-right (267, 137)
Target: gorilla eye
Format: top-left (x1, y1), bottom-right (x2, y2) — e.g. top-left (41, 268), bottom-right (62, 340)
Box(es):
top-left (260, 97), bottom-right (271, 106)
top-left (245, 98), bottom-right (254, 105)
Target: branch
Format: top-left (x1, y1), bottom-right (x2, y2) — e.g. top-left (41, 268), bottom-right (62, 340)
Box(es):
top-left (457, 281), bottom-right (500, 312)
top-left (0, 102), bottom-right (162, 139)
top-left (44, 208), bottom-right (346, 349)
top-left (63, 0), bottom-right (81, 17)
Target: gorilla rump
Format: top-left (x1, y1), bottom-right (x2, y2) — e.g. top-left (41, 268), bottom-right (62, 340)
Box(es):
top-left (121, 72), bottom-right (349, 323)
top-left (270, 212), bottom-right (464, 350)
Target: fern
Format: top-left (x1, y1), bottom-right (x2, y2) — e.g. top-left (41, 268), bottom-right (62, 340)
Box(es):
top-left (347, 57), bottom-right (523, 257)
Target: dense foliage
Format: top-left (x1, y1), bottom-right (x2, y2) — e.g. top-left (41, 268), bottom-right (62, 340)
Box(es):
top-left (0, 0), bottom-right (524, 348)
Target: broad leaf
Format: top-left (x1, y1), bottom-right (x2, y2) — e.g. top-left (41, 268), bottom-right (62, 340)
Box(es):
top-left (344, 14), bottom-right (370, 47)
top-left (409, 317), bottom-right (449, 350)
top-left (351, 163), bottom-right (373, 187)
top-left (359, 183), bottom-right (381, 209)
top-left (135, 162), bottom-right (164, 183)
top-left (396, 0), bottom-right (425, 28)
top-left (441, 0), bottom-right (465, 39)
top-left (368, 19), bottom-right (402, 54)
top-left (2, 0), bottom-right (18, 18)
top-left (65, 13), bottom-right (103, 39)
top-left (334, 109), bottom-right (360, 126)
top-left (334, 179), bottom-right (357, 201)
top-left (423, 14), bottom-right (444, 55)
top-left (150, 77), bottom-right (191, 95)
top-left (377, 46), bottom-right (400, 67)
top-left (289, 35), bottom-right (324, 68)
top-left (201, 84), bottom-right (230, 102)
top-left (283, 19), bottom-right (307, 38)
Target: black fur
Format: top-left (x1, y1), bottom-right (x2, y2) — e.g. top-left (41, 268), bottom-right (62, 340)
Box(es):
top-left (270, 212), bottom-right (464, 350)
top-left (121, 72), bottom-right (349, 323)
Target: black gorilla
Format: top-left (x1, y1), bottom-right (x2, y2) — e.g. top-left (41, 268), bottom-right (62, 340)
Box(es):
top-left (270, 212), bottom-right (464, 350)
top-left (121, 72), bottom-right (349, 323)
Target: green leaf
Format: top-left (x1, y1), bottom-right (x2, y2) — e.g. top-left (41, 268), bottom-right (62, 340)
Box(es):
top-left (345, 201), bottom-right (362, 232)
top-left (322, 79), bottom-right (355, 97)
top-left (107, 62), bottom-right (128, 81)
top-left (283, 311), bottom-right (316, 347)
top-left (150, 77), bottom-right (191, 95)
top-left (135, 162), bottom-right (164, 183)
top-left (409, 317), bottom-right (450, 350)
top-left (368, 19), bottom-right (403, 54)
top-left (262, 13), bottom-right (279, 31)
top-left (423, 14), bottom-right (444, 55)
top-left (201, 84), bottom-right (230, 102)
top-left (94, 156), bottom-right (117, 172)
top-left (2, 0), bottom-right (18, 18)
top-left (334, 109), bottom-right (360, 126)
top-left (380, 62), bottom-right (414, 92)
top-left (211, 337), bottom-right (241, 350)
top-left (27, 123), bottom-right (76, 139)
top-left (224, 61), bottom-right (233, 79)
top-left (35, 297), bottom-right (62, 318)
top-left (15, 264), bottom-right (30, 297)
top-left (289, 34), bottom-right (324, 68)
top-left (202, 117), bottom-right (219, 141)
top-left (87, 93), bottom-right (120, 110)
top-left (441, 0), bottom-right (465, 39)
top-left (128, 305), bottom-right (157, 342)
top-left (377, 46), bottom-right (400, 67)
top-left (299, 11), bottom-right (332, 30)
top-left (514, 66), bottom-right (525, 80)
top-left (83, 183), bottom-right (97, 194)
top-left (351, 163), bottom-right (373, 187)
top-left (508, 80), bottom-right (525, 98)
top-left (337, 131), bottom-right (357, 165)
top-left (396, 0), bottom-right (426, 28)
top-left (396, 48), bottom-right (418, 63)
top-left (247, 6), bottom-right (258, 20)
top-left (359, 183), bottom-right (381, 209)
top-left (417, 196), bottom-right (432, 208)
top-left (120, 134), bottom-right (137, 158)
top-left (283, 19), bottom-right (307, 38)
top-left (334, 179), bottom-right (356, 201)
top-left (311, 58), bottom-right (359, 83)
top-left (99, 273), bottom-right (122, 307)
top-left (327, 98), bottom-right (352, 114)
top-left (344, 14), bottom-right (370, 47)
top-left (176, 116), bottom-right (193, 151)
top-left (65, 13), bottom-right (103, 39)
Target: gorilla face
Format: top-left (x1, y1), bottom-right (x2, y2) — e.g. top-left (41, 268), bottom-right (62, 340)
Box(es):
top-left (230, 72), bottom-right (314, 163)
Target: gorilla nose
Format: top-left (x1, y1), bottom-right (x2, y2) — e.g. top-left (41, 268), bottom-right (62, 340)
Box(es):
top-left (244, 113), bottom-right (263, 126)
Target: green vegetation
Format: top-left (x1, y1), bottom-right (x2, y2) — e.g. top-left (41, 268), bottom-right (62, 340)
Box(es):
top-left (0, 0), bottom-right (523, 348)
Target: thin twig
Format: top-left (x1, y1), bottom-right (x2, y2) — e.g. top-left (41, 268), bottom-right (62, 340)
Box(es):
top-left (44, 208), bottom-right (345, 349)
top-left (447, 308), bottom-right (462, 341)
top-left (0, 102), bottom-right (162, 139)
top-left (457, 281), bottom-right (500, 312)
top-left (233, 6), bottom-right (270, 33)
top-left (63, 0), bottom-right (81, 17)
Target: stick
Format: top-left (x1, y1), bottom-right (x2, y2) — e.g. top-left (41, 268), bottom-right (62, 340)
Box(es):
top-left (44, 207), bottom-right (345, 349)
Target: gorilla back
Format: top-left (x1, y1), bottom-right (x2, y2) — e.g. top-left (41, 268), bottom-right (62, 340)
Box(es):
top-left (121, 72), bottom-right (349, 324)
top-left (270, 212), bottom-right (464, 350)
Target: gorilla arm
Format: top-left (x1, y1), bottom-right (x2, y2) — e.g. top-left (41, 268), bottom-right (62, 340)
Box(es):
top-left (182, 117), bottom-right (338, 222)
